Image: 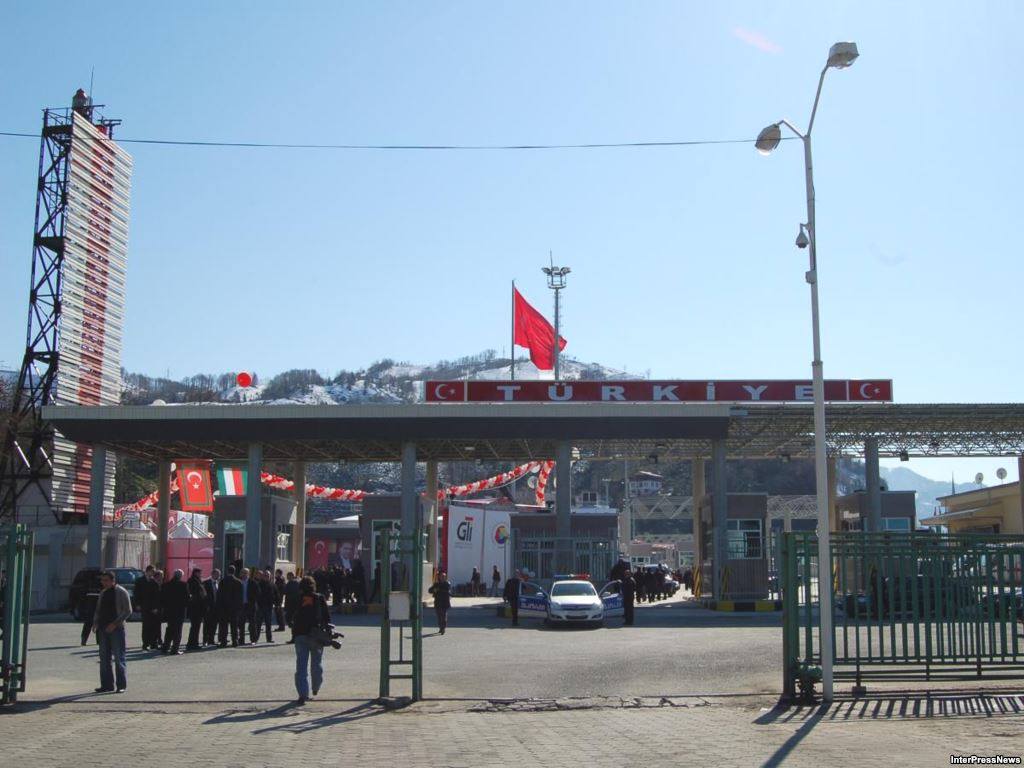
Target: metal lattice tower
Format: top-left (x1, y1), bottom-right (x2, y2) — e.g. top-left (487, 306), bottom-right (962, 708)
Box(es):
top-left (0, 100), bottom-right (122, 521)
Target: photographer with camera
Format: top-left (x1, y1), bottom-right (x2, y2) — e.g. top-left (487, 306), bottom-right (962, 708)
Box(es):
top-left (291, 576), bottom-right (331, 704)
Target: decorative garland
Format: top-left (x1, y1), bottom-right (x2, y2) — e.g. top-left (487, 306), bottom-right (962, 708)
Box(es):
top-left (438, 461), bottom-right (542, 500)
top-left (260, 471), bottom-right (367, 501)
top-left (120, 458), bottom-right (558, 511)
top-left (535, 460), bottom-right (555, 505)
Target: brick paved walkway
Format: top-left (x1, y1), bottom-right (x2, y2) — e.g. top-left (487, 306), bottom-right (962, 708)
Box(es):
top-left (2, 691), bottom-right (1022, 767)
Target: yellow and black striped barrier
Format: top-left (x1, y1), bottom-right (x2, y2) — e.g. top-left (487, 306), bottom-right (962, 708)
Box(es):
top-left (701, 598), bottom-right (781, 612)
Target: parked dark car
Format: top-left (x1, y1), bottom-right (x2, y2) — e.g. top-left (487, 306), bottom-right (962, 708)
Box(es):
top-left (68, 567), bottom-right (144, 620)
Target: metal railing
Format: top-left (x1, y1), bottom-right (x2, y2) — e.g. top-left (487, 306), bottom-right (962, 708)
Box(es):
top-left (782, 531), bottom-right (1024, 700)
top-left (1, 524), bottom-right (34, 704)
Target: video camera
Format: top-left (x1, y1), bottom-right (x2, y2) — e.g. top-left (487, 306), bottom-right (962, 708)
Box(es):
top-left (324, 623), bottom-right (344, 650)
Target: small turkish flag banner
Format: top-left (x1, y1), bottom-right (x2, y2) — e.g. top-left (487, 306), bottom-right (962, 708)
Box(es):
top-left (513, 287), bottom-right (566, 371)
top-left (177, 461), bottom-right (215, 513)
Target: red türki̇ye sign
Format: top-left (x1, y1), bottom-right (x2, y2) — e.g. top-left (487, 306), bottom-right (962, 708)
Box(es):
top-left (425, 380), bottom-right (893, 403)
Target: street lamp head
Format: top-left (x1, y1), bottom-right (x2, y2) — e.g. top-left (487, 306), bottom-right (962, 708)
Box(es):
top-left (795, 225), bottom-right (810, 249)
top-left (755, 123), bottom-right (782, 155)
top-left (827, 41), bottom-right (859, 69)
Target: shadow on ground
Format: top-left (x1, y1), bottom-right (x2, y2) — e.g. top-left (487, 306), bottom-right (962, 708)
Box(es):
top-left (754, 690), bottom-right (1024, 767)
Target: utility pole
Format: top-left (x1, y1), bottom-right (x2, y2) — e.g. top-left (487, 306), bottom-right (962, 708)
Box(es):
top-left (542, 253), bottom-right (570, 381)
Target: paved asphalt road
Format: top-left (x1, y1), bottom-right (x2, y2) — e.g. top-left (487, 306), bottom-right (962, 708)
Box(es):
top-left (25, 597), bottom-right (783, 702)
top-left (9, 599), bottom-right (1024, 767)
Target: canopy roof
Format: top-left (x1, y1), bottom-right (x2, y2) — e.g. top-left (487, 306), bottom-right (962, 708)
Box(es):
top-left (42, 402), bottom-right (1024, 463)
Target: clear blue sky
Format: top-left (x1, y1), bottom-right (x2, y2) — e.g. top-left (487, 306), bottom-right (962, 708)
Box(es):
top-left (1, 2), bottom-right (1021, 483)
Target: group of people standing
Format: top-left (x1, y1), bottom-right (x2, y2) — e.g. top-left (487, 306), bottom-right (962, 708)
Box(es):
top-left (132, 564), bottom-right (301, 652)
top-left (90, 565), bottom-right (335, 703)
top-left (309, 561), bottom-right (367, 607)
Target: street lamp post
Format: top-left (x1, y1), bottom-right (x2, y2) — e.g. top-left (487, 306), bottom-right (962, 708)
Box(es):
top-left (756, 41), bottom-right (859, 703)
top-left (542, 256), bottom-right (570, 380)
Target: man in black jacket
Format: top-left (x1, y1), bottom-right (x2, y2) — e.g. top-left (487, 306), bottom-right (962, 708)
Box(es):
top-left (251, 570), bottom-right (276, 643)
top-left (238, 568), bottom-right (255, 644)
top-left (283, 571), bottom-right (301, 643)
top-left (273, 569), bottom-right (287, 631)
top-left (217, 565), bottom-right (243, 647)
top-left (621, 570), bottom-right (636, 627)
top-left (503, 570), bottom-right (522, 626)
top-left (351, 559), bottom-right (367, 604)
top-left (202, 569), bottom-right (221, 646)
top-left (134, 566), bottom-right (161, 650)
top-left (185, 568), bottom-right (206, 651)
top-left (160, 569), bottom-right (189, 654)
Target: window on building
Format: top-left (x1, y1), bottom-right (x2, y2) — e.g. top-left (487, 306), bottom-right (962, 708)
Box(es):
top-left (881, 518), bottom-right (911, 532)
top-left (727, 519), bottom-right (763, 559)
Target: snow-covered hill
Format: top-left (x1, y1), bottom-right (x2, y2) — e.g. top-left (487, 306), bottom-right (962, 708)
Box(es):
top-left (121, 353), bottom-right (630, 407)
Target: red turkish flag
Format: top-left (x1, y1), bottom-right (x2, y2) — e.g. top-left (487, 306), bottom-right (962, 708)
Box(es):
top-left (177, 461), bottom-right (214, 513)
top-left (513, 287), bottom-right (566, 371)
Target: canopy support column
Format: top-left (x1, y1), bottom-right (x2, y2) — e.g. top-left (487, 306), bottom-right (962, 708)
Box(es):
top-left (86, 446), bottom-right (106, 569)
top-left (865, 437), bottom-right (881, 532)
top-left (555, 441), bottom-right (573, 574)
top-left (292, 461), bottom-right (306, 572)
top-left (711, 439), bottom-right (728, 601)
top-left (244, 443), bottom-right (263, 567)
top-left (156, 461), bottom-right (171, 569)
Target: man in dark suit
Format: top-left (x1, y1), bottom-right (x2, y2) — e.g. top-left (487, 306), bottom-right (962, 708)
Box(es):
top-left (351, 558), bottom-right (367, 604)
top-left (160, 569), bottom-right (189, 654)
top-left (621, 569), bottom-right (636, 627)
top-left (273, 569), bottom-right (287, 630)
top-left (185, 568), bottom-right (206, 651)
top-left (134, 566), bottom-right (161, 650)
top-left (283, 571), bottom-right (301, 643)
top-left (238, 568), bottom-right (255, 644)
top-left (217, 565), bottom-right (243, 647)
top-left (251, 570), bottom-right (276, 643)
top-left (202, 568), bottom-right (221, 646)
top-left (503, 570), bottom-right (523, 626)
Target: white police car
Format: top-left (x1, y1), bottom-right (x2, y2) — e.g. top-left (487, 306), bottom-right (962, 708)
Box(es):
top-left (518, 577), bottom-right (624, 628)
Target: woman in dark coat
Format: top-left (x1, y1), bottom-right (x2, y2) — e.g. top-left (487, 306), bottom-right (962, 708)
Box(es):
top-left (428, 571), bottom-right (453, 635)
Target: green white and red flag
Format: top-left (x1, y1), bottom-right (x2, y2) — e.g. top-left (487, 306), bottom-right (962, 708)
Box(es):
top-left (217, 466), bottom-right (248, 496)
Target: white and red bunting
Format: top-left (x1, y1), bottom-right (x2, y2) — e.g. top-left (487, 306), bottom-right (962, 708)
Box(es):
top-left (426, 379), bottom-right (893, 403)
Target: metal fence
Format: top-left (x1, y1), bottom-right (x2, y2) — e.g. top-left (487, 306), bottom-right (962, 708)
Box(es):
top-left (782, 531), bottom-right (1024, 699)
top-left (1, 524), bottom-right (34, 704)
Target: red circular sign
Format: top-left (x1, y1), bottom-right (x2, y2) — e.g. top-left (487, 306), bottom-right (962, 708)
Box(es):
top-left (236, 371), bottom-right (252, 388)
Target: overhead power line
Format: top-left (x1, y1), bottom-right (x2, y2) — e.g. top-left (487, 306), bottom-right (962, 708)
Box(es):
top-left (0, 129), bottom-right (793, 152)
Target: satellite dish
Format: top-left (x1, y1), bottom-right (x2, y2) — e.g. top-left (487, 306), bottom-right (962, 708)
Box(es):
top-left (531, 465), bottom-right (541, 474)
top-left (527, 476), bottom-right (537, 489)
top-left (996, 468), bottom-right (1007, 481)
top-left (974, 473), bottom-right (984, 485)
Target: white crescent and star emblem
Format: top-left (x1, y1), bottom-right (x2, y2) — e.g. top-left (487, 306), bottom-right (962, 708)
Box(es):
top-left (434, 384), bottom-right (457, 400)
top-left (859, 383), bottom-right (882, 399)
top-left (186, 470), bottom-right (203, 490)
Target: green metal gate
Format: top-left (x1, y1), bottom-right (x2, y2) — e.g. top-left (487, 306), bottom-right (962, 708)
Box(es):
top-left (512, 534), bottom-right (617, 583)
top-left (1, 524), bottom-right (34, 705)
top-left (378, 529), bottom-right (424, 701)
top-left (782, 532), bottom-right (1024, 700)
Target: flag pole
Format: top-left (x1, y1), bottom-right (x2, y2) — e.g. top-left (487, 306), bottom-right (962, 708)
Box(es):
top-left (510, 280), bottom-right (516, 381)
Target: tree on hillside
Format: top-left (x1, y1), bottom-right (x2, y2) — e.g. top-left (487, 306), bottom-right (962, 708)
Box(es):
top-left (261, 369), bottom-right (325, 400)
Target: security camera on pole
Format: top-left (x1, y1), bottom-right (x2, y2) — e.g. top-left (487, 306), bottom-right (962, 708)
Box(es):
top-left (755, 41), bottom-right (860, 704)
